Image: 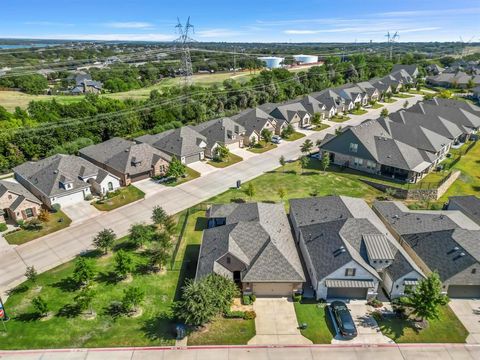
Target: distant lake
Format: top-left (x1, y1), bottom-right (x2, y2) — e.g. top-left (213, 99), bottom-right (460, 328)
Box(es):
top-left (0, 43), bottom-right (60, 49)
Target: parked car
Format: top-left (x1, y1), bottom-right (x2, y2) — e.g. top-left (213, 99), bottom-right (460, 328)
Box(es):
top-left (309, 152), bottom-right (320, 159)
top-left (272, 135), bottom-right (282, 144)
top-left (329, 301), bottom-right (357, 338)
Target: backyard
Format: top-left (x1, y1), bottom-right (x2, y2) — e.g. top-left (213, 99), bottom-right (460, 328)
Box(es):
top-left (294, 300), bottom-right (333, 344)
top-left (4, 210), bottom-right (72, 245)
top-left (92, 186), bottom-right (145, 211)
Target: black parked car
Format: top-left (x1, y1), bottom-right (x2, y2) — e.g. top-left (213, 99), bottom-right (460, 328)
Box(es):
top-left (329, 301), bottom-right (358, 338)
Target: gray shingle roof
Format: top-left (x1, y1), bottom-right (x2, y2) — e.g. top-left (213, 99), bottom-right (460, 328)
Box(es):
top-left (79, 137), bottom-right (171, 176)
top-left (230, 108), bottom-right (275, 137)
top-left (0, 180), bottom-right (41, 204)
top-left (448, 196), bottom-right (480, 225)
top-left (413, 101), bottom-right (480, 131)
top-left (135, 127), bottom-right (206, 158)
top-left (192, 117), bottom-right (245, 149)
top-left (196, 202), bottom-right (305, 283)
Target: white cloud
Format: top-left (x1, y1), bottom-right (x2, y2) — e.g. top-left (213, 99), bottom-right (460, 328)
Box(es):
top-left (377, 7), bottom-right (480, 17)
top-left (1, 33), bottom-right (176, 41)
top-left (103, 22), bottom-right (154, 29)
top-left (196, 28), bottom-right (245, 38)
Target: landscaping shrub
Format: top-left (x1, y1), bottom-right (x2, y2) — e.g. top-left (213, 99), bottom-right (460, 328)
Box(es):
top-left (52, 203), bottom-right (61, 213)
top-left (243, 310), bottom-right (256, 320)
top-left (250, 294), bottom-right (256, 303)
top-left (367, 298), bottom-right (383, 308)
top-left (293, 293), bottom-right (302, 303)
top-left (0, 223), bottom-right (7, 232)
top-left (224, 310), bottom-right (245, 319)
top-left (85, 194), bottom-right (94, 201)
top-left (242, 295), bottom-right (251, 305)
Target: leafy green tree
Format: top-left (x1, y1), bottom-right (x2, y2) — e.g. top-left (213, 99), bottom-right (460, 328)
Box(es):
top-left (311, 113), bottom-right (322, 126)
top-left (245, 182), bottom-right (256, 200)
top-left (114, 250), bottom-right (135, 280)
top-left (261, 128), bottom-right (273, 143)
top-left (281, 124), bottom-right (294, 138)
top-left (402, 272), bottom-right (449, 323)
top-left (380, 108), bottom-right (389, 117)
top-left (25, 265), bottom-right (37, 284)
top-left (213, 144), bottom-right (230, 162)
top-left (74, 287), bottom-right (96, 315)
top-left (122, 286), bottom-right (145, 313)
top-left (300, 156), bottom-right (310, 174)
top-left (32, 296), bottom-right (49, 317)
top-left (152, 206), bottom-right (168, 226)
top-left (92, 228), bottom-right (116, 255)
top-left (129, 223), bottom-right (154, 248)
top-left (149, 245), bottom-right (170, 272)
top-left (279, 155), bottom-right (286, 172)
top-left (163, 215), bottom-right (177, 235)
top-left (467, 79), bottom-right (475, 89)
top-left (166, 156), bottom-right (186, 179)
top-left (300, 139), bottom-right (314, 155)
top-left (321, 153), bottom-right (330, 173)
top-left (73, 257), bottom-right (96, 287)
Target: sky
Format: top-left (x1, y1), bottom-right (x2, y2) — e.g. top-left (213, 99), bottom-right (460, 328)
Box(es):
top-left (1, 0), bottom-right (479, 43)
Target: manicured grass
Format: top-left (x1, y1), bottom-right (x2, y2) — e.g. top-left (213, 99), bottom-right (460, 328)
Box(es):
top-left (188, 316), bottom-right (255, 345)
top-left (208, 159), bottom-right (382, 206)
top-left (294, 300), bottom-right (333, 344)
top-left (164, 167), bottom-right (201, 187)
top-left (207, 153), bottom-right (243, 168)
top-left (370, 103), bottom-right (384, 109)
top-left (312, 123), bottom-right (330, 131)
top-left (93, 186), bottom-right (145, 211)
top-left (247, 142), bottom-right (277, 154)
top-left (350, 108), bottom-right (368, 115)
top-left (381, 98), bottom-right (397, 103)
top-left (283, 131), bottom-right (306, 141)
top-left (0, 91), bottom-right (85, 112)
top-left (393, 93), bottom-right (414, 99)
top-left (330, 115), bottom-right (351, 123)
top-left (4, 211), bottom-right (72, 245)
top-left (375, 306), bottom-right (468, 343)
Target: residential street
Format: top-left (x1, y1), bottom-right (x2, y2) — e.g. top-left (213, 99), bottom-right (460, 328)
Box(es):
top-left (0, 344), bottom-right (479, 360)
top-left (0, 95), bottom-right (423, 296)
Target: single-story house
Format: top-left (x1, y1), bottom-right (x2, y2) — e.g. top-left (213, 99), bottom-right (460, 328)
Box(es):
top-left (369, 78), bottom-right (393, 100)
top-left (356, 82), bottom-right (380, 102)
top-left (231, 108), bottom-right (279, 143)
top-left (447, 196), bottom-right (480, 226)
top-left (196, 202), bottom-right (305, 296)
top-left (261, 101), bottom-right (312, 129)
top-left (373, 201), bottom-right (480, 298)
top-left (0, 180), bottom-right (42, 224)
top-left (335, 84), bottom-right (369, 106)
top-left (298, 95), bottom-right (327, 119)
top-left (392, 64), bottom-right (419, 79)
top-left (311, 89), bottom-right (349, 114)
top-left (426, 71), bottom-right (480, 88)
top-left (13, 154), bottom-right (120, 208)
top-left (136, 127), bottom-right (207, 165)
top-left (79, 137), bottom-right (171, 186)
top-left (289, 196), bottom-right (424, 300)
top-left (192, 117), bottom-right (245, 158)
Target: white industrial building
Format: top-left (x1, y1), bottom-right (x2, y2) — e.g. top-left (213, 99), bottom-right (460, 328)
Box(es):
top-left (258, 56), bottom-right (284, 69)
top-left (294, 55), bottom-right (319, 64)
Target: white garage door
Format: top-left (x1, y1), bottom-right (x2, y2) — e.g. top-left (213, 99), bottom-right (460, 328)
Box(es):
top-left (53, 191), bottom-right (86, 207)
top-left (252, 283), bottom-right (294, 297)
top-left (227, 141), bottom-right (240, 150)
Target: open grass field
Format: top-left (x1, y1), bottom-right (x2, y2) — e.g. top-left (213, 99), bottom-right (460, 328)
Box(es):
top-left (294, 300), bottom-right (333, 344)
top-left (375, 306), bottom-right (468, 343)
top-left (93, 186), bottom-right (145, 211)
top-left (4, 210), bottom-right (72, 245)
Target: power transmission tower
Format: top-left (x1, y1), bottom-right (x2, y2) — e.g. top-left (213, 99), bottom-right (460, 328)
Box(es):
top-left (174, 17), bottom-right (195, 86)
top-left (385, 31), bottom-right (399, 60)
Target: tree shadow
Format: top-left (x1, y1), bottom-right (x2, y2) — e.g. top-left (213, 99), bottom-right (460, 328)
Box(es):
top-left (194, 217), bottom-right (208, 232)
top-left (104, 301), bottom-right (124, 320)
top-left (96, 271), bottom-right (121, 285)
top-left (6, 283), bottom-right (29, 296)
top-left (113, 241), bottom-right (137, 252)
top-left (15, 312), bottom-right (42, 322)
top-left (51, 276), bottom-right (79, 292)
top-left (375, 315), bottom-right (413, 340)
top-left (174, 244), bottom-right (200, 301)
top-left (230, 198), bottom-right (246, 203)
top-left (301, 171), bottom-right (317, 176)
top-left (57, 303), bottom-right (82, 318)
top-left (141, 312), bottom-right (176, 342)
top-left (81, 248), bottom-right (104, 259)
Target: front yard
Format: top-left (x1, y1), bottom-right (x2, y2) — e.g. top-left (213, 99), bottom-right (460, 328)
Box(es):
top-left (283, 131), bottom-right (306, 141)
top-left (312, 123), bottom-right (330, 131)
top-left (350, 108), bottom-right (368, 115)
top-left (374, 305), bottom-right (468, 343)
top-left (294, 300), bottom-right (333, 344)
top-left (207, 153), bottom-right (243, 168)
top-left (330, 115), bottom-right (351, 123)
top-left (247, 141), bottom-right (277, 154)
top-left (4, 210), bottom-right (72, 245)
top-left (187, 316), bottom-right (255, 345)
top-left (164, 167), bottom-right (201, 187)
top-left (93, 186), bottom-right (145, 211)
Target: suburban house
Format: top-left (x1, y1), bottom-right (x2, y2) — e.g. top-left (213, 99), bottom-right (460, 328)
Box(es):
top-left (426, 64), bottom-right (445, 75)
top-left (70, 72), bottom-right (103, 94)
top-left (447, 196), bottom-right (480, 226)
top-left (192, 117), bottom-right (246, 158)
top-left (231, 108), bottom-right (279, 144)
top-left (392, 64), bottom-right (419, 79)
top-left (369, 78), bottom-right (393, 100)
top-left (426, 71), bottom-right (480, 88)
top-left (136, 127), bottom-right (207, 165)
top-left (13, 154), bottom-right (121, 208)
top-left (378, 74), bottom-right (403, 92)
top-left (335, 84), bottom-right (368, 107)
top-left (79, 137), bottom-right (171, 186)
top-left (289, 196), bottom-right (424, 300)
top-left (0, 180), bottom-right (42, 224)
top-left (356, 82), bottom-right (380, 102)
top-left (261, 101), bottom-right (312, 129)
top-left (373, 201), bottom-right (480, 298)
top-left (319, 119), bottom-right (434, 183)
top-left (426, 97), bottom-right (480, 121)
top-left (196, 202), bottom-right (305, 296)
top-left (297, 95), bottom-right (328, 119)
top-left (312, 89), bottom-right (350, 113)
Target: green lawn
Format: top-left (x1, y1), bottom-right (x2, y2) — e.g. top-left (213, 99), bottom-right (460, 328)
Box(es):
top-left (375, 306), bottom-right (468, 343)
top-left (294, 300), bottom-right (333, 344)
top-left (370, 103), bottom-right (384, 109)
top-left (164, 167), bottom-right (201, 187)
top-left (93, 186), bottom-right (145, 211)
top-left (330, 115), bottom-right (351, 123)
top-left (284, 131), bottom-right (306, 141)
top-left (393, 93), bottom-right (414, 99)
top-left (350, 108), bottom-right (368, 115)
top-left (188, 316), bottom-right (255, 345)
top-left (4, 211), bottom-right (72, 245)
top-left (207, 153), bottom-right (243, 168)
top-left (381, 98), bottom-right (397, 103)
top-left (208, 159), bottom-right (382, 205)
top-left (247, 142), bottom-right (277, 154)
top-left (312, 124), bottom-right (330, 131)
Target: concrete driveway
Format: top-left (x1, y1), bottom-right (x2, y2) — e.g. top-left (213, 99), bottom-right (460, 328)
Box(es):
top-left (248, 297), bottom-right (312, 345)
top-left (330, 301), bottom-right (394, 345)
top-left (188, 161), bottom-right (217, 176)
top-left (134, 178), bottom-right (168, 197)
top-left (449, 299), bottom-right (480, 344)
top-left (62, 201), bottom-right (101, 224)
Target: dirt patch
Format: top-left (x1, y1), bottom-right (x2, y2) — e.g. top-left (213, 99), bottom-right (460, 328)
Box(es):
top-left (231, 298), bottom-right (253, 312)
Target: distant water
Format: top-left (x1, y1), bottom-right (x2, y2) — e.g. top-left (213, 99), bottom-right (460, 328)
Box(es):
top-left (0, 44), bottom-right (59, 49)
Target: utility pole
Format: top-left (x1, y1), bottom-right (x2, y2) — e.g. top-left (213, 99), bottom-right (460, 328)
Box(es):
top-left (174, 17), bottom-right (195, 87)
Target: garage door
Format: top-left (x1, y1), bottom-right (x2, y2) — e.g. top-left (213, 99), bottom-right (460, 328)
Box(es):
top-left (54, 191), bottom-right (86, 207)
top-left (130, 172), bottom-right (150, 183)
top-left (327, 287), bottom-right (368, 300)
top-left (448, 285), bottom-right (480, 299)
top-left (252, 283), bottom-right (293, 296)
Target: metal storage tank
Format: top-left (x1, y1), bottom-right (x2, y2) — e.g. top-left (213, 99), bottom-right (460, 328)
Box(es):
top-left (293, 54), bottom-right (319, 64)
top-left (258, 56), bottom-right (284, 69)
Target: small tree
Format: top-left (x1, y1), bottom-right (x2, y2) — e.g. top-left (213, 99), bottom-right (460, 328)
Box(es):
top-left (73, 257), bottom-right (96, 287)
top-left (152, 206), bottom-right (168, 226)
top-left (213, 145), bottom-right (230, 162)
top-left (311, 112), bottom-right (322, 126)
top-left (467, 78), bottom-right (475, 89)
top-left (300, 139), bottom-right (314, 155)
top-left (166, 156), bottom-right (186, 179)
top-left (403, 100), bottom-right (409, 108)
top-left (74, 287), bottom-right (96, 315)
top-left (249, 136), bottom-right (257, 148)
top-left (37, 208), bottom-right (50, 222)
top-left (279, 155), bottom-right (286, 172)
top-left (122, 286), bottom-right (145, 313)
top-left (32, 296), bottom-right (49, 317)
top-left (163, 215), bottom-right (177, 235)
top-left (114, 250), bottom-right (135, 280)
top-left (281, 124), bottom-right (294, 138)
top-left (380, 108), bottom-right (389, 117)
top-left (277, 187), bottom-right (286, 202)
top-left (402, 272), bottom-right (449, 323)
top-left (25, 265), bottom-right (37, 284)
top-left (25, 218), bottom-right (42, 230)
top-left (321, 153), bottom-right (330, 173)
top-left (245, 182), bottom-right (256, 200)
top-left (261, 128), bottom-right (273, 143)
top-left (129, 223), bottom-right (154, 248)
top-left (149, 245), bottom-right (170, 272)
top-left (300, 156), bottom-right (310, 174)
top-left (93, 228), bottom-right (116, 255)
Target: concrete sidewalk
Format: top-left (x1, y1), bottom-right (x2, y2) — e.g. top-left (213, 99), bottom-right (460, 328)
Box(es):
top-left (0, 95), bottom-right (423, 296)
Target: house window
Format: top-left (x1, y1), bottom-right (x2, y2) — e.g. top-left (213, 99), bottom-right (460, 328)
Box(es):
top-left (472, 268), bottom-right (477, 274)
top-left (345, 268), bottom-right (356, 276)
top-left (366, 161), bottom-right (376, 170)
top-left (354, 158), bottom-right (363, 166)
top-left (108, 182), bottom-right (114, 191)
top-left (349, 143), bottom-right (358, 153)
top-left (25, 208), bottom-right (34, 218)
top-left (226, 257), bottom-right (231, 264)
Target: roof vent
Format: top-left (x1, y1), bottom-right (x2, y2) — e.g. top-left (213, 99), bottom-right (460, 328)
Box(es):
top-left (453, 246), bottom-right (459, 251)
top-left (460, 252), bottom-right (466, 257)
top-left (54, 170), bottom-right (58, 174)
